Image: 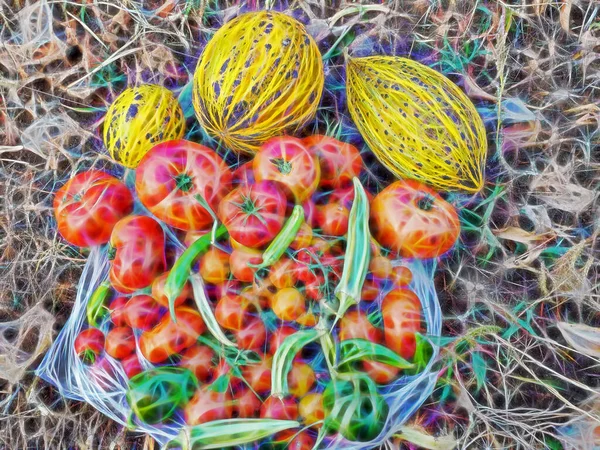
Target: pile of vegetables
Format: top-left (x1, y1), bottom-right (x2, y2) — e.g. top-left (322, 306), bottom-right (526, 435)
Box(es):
top-left (50, 8), bottom-right (486, 450)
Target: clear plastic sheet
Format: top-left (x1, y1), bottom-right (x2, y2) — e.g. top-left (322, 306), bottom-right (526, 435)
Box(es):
top-left (37, 247), bottom-right (441, 449)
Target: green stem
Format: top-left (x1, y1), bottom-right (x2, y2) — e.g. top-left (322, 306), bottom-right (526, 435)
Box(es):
top-left (86, 280), bottom-right (111, 327)
top-left (165, 224), bottom-right (228, 322)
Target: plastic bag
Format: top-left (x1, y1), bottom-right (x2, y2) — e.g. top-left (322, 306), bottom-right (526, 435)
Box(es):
top-left (37, 244), bottom-right (441, 449)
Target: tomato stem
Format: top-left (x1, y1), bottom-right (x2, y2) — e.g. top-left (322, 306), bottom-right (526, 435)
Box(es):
top-left (175, 173), bottom-right (194, 192)
top-left (107, 245), bottom-right (116, 261)
top-left (269, 157), bottom-right (292, 175)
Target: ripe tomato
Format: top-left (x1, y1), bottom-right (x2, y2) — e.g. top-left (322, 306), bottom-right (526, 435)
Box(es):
top-left (363, 360), bottom-right (399, 384)
top-left (184, 380), bottom-right (234, 425)
top-left (269, 257), bottom-right (299, 289)
top-left (271, 288), bottom-right (306, 322)
top-left (74, 327), bottom-right (104, 364)
top-left (369, 256), bottom-right (393, 279)
top-left (121, 353), bottom-right (143, 378)
top-left (328, 185), bottom-right (373, 209)
top-left (290, 222), bottom-right (313, 251)
top-left (109, 296), bottom-right (128, 327)
top-left (269, 325), bottom-right (297, 355)
top-left (215, 294), bottom-right (252, 331)
top-left (135, 140), bottom-right (232, 231)
top-left (108, 215), bottom-right (166, 293)
top-left (299, 393), bottom-right (324, 428)
top-left (361, 279), bottom-right (381, 302)
top-left (234, 317), bottom-right (267, 351)
top-left (199, 246), bottom-right (230, 284)
top-left (54, 170), bottom-right (133, 247)
top-left (286, 430), bottom-right (316, 449)
top-left (391, 265), bottom-right (413, 286)
top-left (241, 355), bottom-right (272, 394)
top-left (260, 395), bottom-right (298, 421)
top-left (370, 180), bottom-right (460, 259)
top-left (151, 271), bottom-right (192, 308)
top-left (139, 307), bottom-right (205, 363)
top-left (253, 136), bottom-right (320, 202)
top-left (302, 199), bottom-right (317, 228)
top-left (233, 161), bottom-right (255, 186)
top-left (218, 181), bottom-right (287, 249)
top-left (233, 386), bottom-right (262, 418)
top-left (179, 344), bottom-right (214, 383)
top-left (122, 294), bottom-right (162, 330)
top-left (303, 135), bottom-right (362, 189)
top-left (287, 361), bottom-right (315, 397)
top-left (229, 246), bottom-right (262, 282)
top-left (316, 202), bottom-right (349, 237)
top-left (381, 288), bottom-right (422, 360)
top-left (183, 228), bottom-right (211, 248)
top-left (339, 310), bottom-right (382, 342)
top-left (105, 326), bottom-right (136, 360)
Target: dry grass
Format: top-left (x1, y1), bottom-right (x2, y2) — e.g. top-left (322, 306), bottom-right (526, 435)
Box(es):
top-left (0, 0), bottom-right (599, 448)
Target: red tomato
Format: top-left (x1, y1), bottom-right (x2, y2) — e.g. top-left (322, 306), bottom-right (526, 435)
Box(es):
top-left (381, 288), bottom-right (422, 360)
top-left (363, 360), bottom-right (399, 384)
top-left (253, 136), bottom-right (320, 202)
top-left (240, 284), bottom-right (271, 311)
top-left (108, 215), bottom-right (166, 293)
top-left (215, 294), bottom-right (252, 331)
top-left (316, 202), bottom-right (349, 236)
top-left (109, 296), bottom-right (128, 327)
top-left (370, 180), bottom-right (460, 259)
top-left (135, 140), bottom-right (232, 231)
top-left (271, 288), bottom-right (306, 322)
top-left (74, 327), bottom-right (104, 364)
top-left (260, 395), bottom-right (298, 420)
top-left (298, 393), bottom-right (324, 428)
top-left (218, 181), bottom-right (287, 249)
top-left (229, 246), bottom-right (262, 282)
top-left (328, 185), bottom-right (373, 209)
top-left (234, 317), bottom-right (267, 351)
top-left (361, 279), bottom-right (381, 302)
top-left (184, 381), bottom-right (234, 425)
top-left (121, 353), bottom-right (143, 378)
top-left (139, 307), bottom-right (205, 363)
top-left (339, 310), bottom-right (382, 342)
top-left (183, 228), bottom-right (211, 248)
top-left (233, 387), bottom-right (262, 418)
top-left (287, 361), bottom-right (315, 398)
top-left (392, 266), bottom-right (413, 286)
top-left (269, 325), bottom-right (297, 355)
top-left (303, 135), bottom-right (362, 189)
top-left (302, 199), bottom-right (317, 228)
top-left (300, 271), bottom-right (325, 302)
top-left (179, 344), bottom-right (214, 383)
top-left (290, 222), bottom-right (313, 251)
top-left (54, 170), bottom-right (133, 247)
top-left (151, 271), bottom-right (192, 308)
top-left (233, 161), bottom-right (255, 186)
top-left (208, 279), bottom-right (242, 302)
top-left (276, 430), bottom-right (316, 449)
top-left (105, 326), bottom-right (135, 360)
top-left (269, 257), bottom-right (299, 289)
top-left (123, 294), bottom-right (162, 330)
top-left (199, 246), bottom-right (230, 284)
top-left (369, 256), bottom-right (393, 279)
top-left (241, 355), bottom-right (272, 394)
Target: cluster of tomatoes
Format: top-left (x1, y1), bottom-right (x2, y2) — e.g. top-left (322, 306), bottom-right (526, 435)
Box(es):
top-left (55, 134), bottom-right (459, 446)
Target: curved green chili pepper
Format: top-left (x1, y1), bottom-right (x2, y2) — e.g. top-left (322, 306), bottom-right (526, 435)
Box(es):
top-left (165, 224), bottom-right (228, 322)
top-left (86, 281), bottom-right (111, 327)
top-left (334, 177), bottom-right (371, 321)
top-left (252, 205), bottom-right (304, 270)
top-left (166, 419), bottom-right (301, 450)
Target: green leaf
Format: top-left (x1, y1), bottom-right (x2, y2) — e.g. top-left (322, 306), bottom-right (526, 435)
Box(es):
top-left (271, 329), bottom-right (320, 396)
top-left (471, 351), bottom-right (486, 391)
top-left (166, 419), bottom-right (300, 450)
top-left (405, 333), bottom-right (434, 375)
top-left (338, 339), bottom-right (414, 370)
top-left (544, 435), bottom-right (563, 450)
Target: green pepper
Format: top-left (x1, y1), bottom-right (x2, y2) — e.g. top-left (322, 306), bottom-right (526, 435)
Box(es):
top-left (322, 374), bottom-right (388, 442)
top-left (333, 177), bottom-right (371, 320)
top-left (165, 224), bottom-right (228, 321)
top-left (252, 204), bottom-right (304, 270)
top-left (86, 281), bottom-right (111, 327)
top-left (126, 367), bottom-right (198, 424)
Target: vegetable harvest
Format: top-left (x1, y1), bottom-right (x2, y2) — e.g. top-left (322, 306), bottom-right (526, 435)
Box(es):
top-left (48, 8), bottom-right (488, 449)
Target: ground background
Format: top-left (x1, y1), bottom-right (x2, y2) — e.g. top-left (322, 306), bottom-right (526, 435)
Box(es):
top-left (1, 0), bottom-right (599, 449)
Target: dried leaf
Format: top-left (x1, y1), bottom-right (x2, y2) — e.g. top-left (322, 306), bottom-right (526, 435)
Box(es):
top-left (493, 227), bottom-right (552, 245)
top-left (395, 425), bottom-right (457, 450)
top-left (557, 322), bottom-right (600, 358)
